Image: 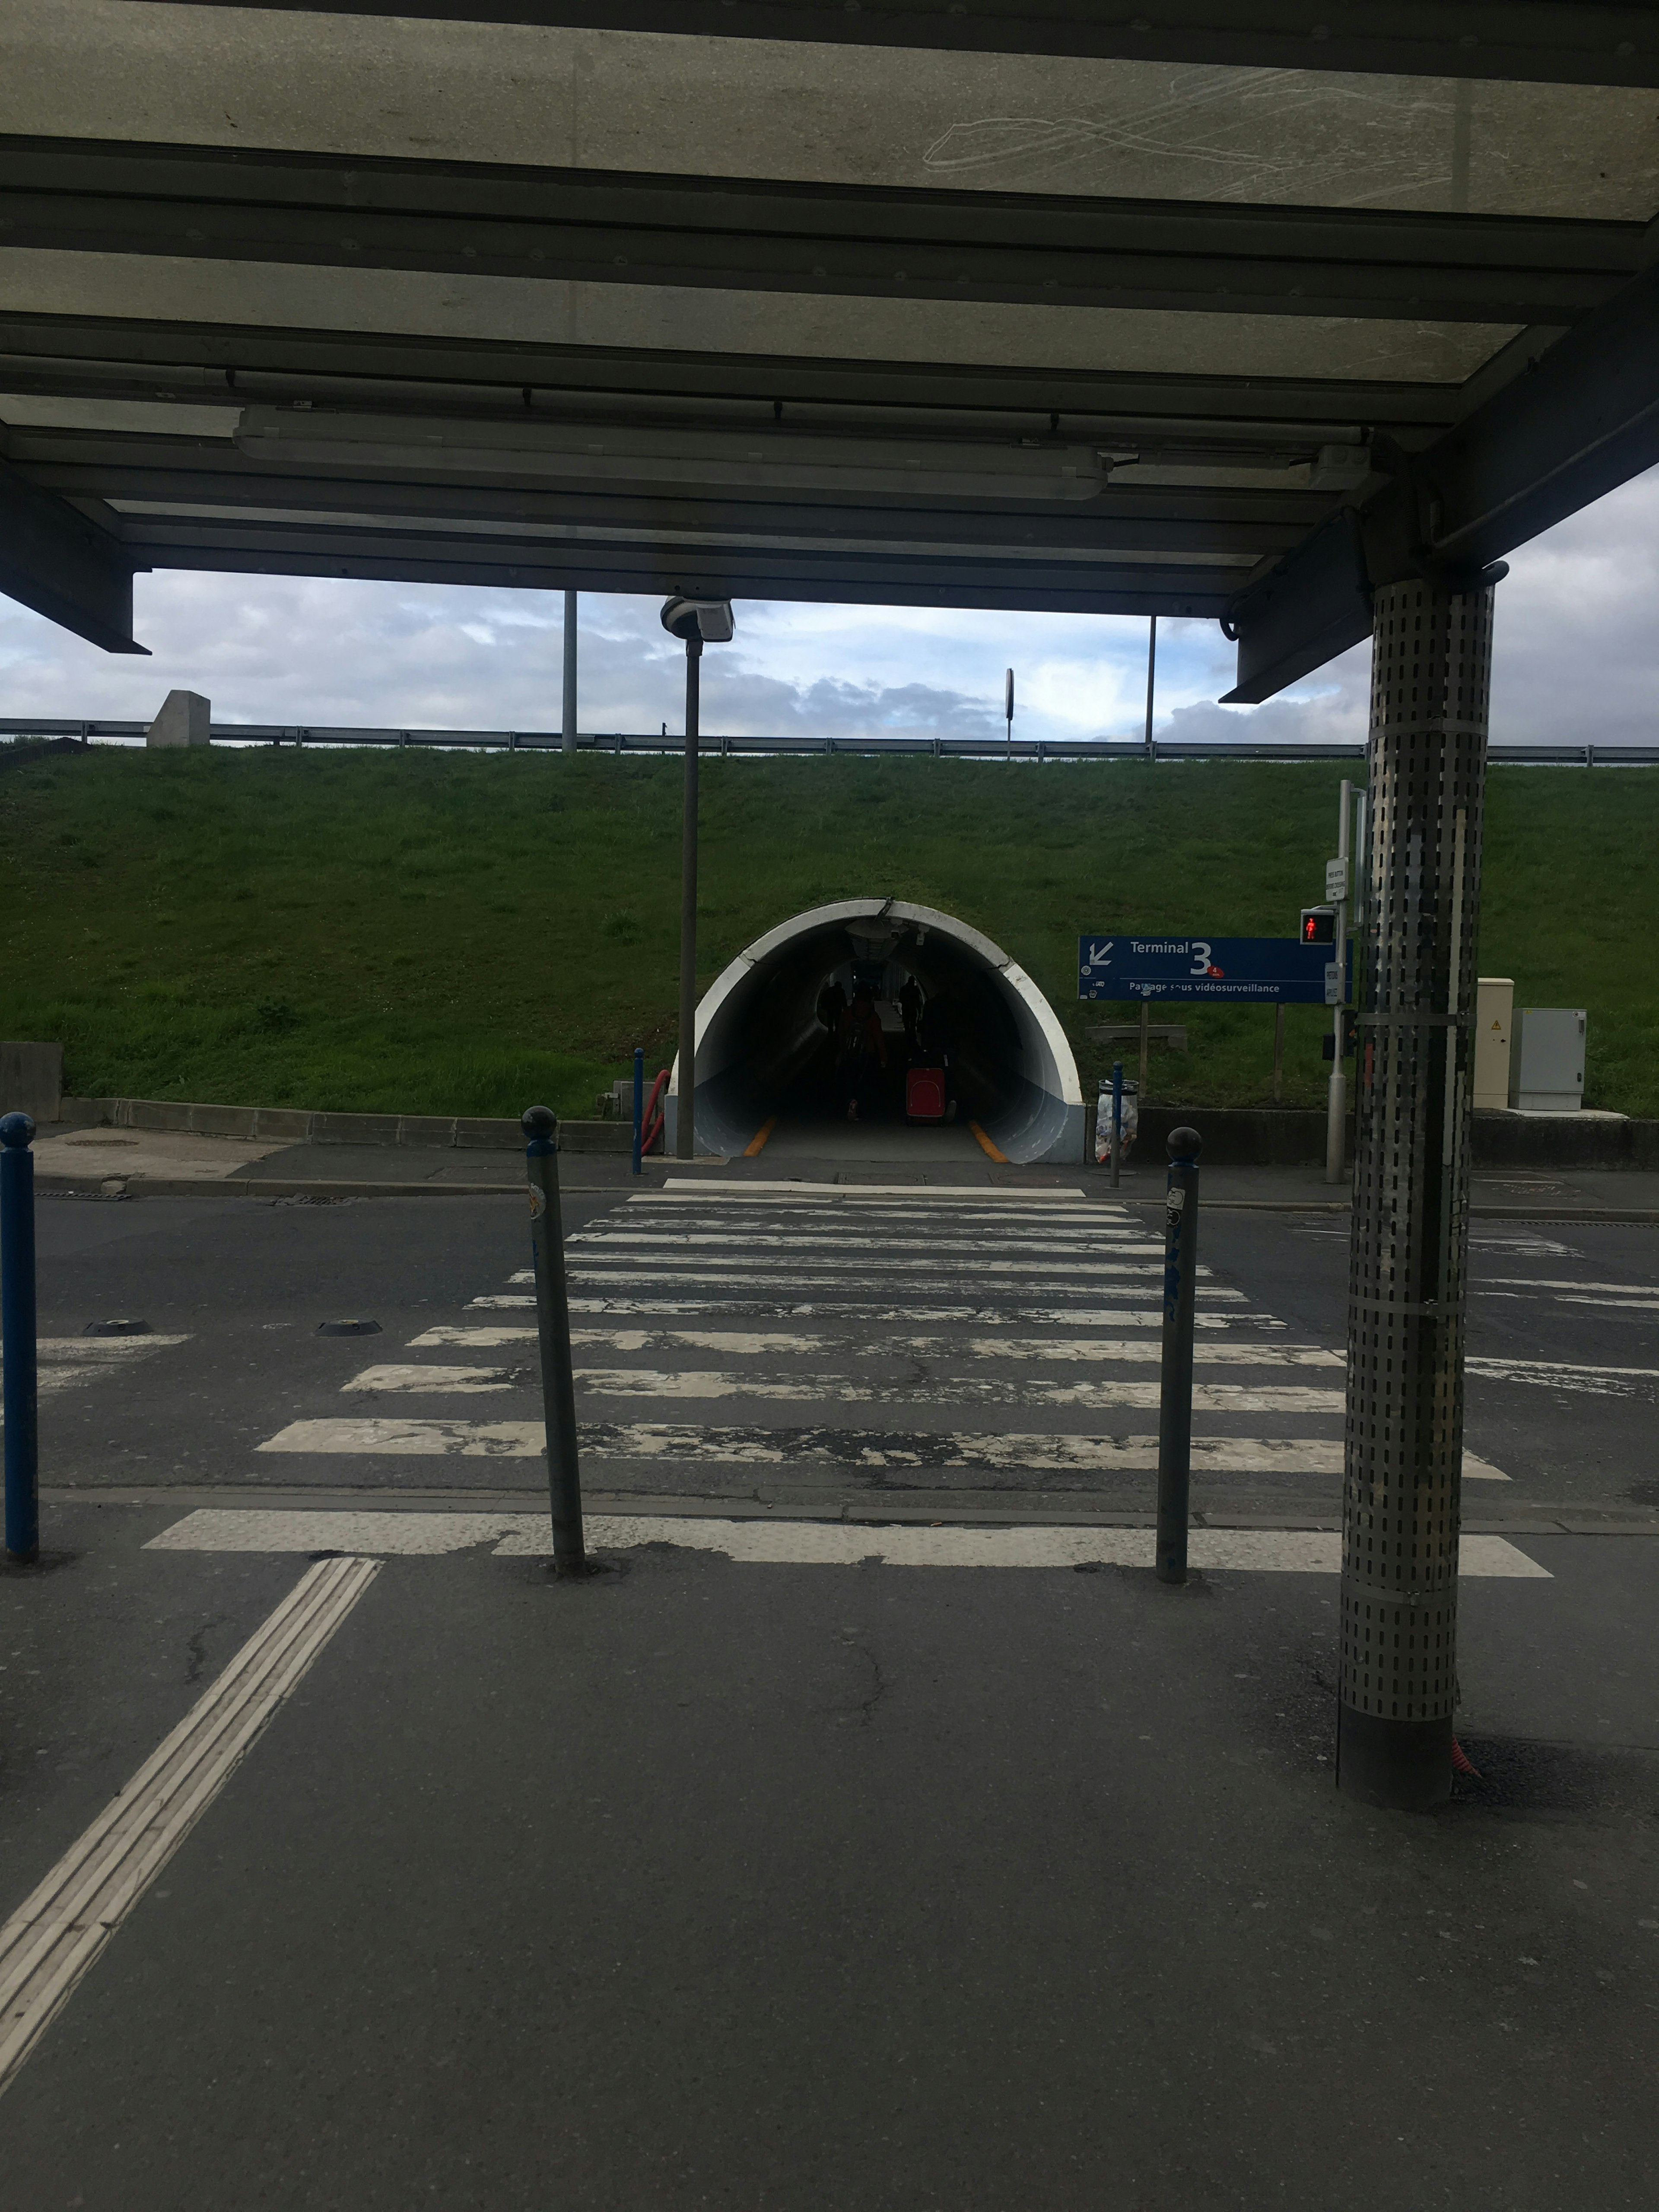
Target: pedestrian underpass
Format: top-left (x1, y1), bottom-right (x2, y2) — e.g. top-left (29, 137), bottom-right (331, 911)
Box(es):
top-left (663, 899), bottom-right (1085, 1164)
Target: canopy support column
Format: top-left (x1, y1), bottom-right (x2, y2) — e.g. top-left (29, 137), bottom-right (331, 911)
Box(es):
top-left (1338, 577), bottom-right (1494, 1812)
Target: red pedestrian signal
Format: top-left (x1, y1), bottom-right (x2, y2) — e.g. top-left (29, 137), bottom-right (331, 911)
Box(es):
top-left (1300, 906), bottom-right (1337, 945)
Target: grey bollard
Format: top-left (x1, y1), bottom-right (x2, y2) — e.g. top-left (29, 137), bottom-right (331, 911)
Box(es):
top-left (1156, 1125), bottom-right (1202, 1585)
top-left (522, 1106), bottom-right (585, 1576)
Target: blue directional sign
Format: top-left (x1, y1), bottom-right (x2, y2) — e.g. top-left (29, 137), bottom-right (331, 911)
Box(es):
top-left (1078, 934), bottom-right (1351, 1004)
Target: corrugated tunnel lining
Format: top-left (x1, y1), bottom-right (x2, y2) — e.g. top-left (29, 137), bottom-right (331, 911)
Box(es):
top-left (667, 900), bottom-right (1084, 1164)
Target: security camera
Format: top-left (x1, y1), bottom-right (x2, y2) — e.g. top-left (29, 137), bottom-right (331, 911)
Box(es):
top-left (661, 596), bottom-right (735, 645)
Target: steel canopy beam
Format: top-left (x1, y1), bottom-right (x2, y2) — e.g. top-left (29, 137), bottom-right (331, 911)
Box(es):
top-left (121, 3), bottom-right (1659, 91)
top-left (0, 137), bottom-right (1641, 326)
top-left (123, 524), bottom-right (1236, 615)
top-left (0, 313), bottom-right (1465, 434)
top-left (1224, 256), bottom-right (1659, 700)
top-left (0, 457), bottom-right (146, 653)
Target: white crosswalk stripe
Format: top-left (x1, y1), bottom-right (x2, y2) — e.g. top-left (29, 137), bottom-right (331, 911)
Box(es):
top-left (244, 1181), bottom-right (1516, 1498)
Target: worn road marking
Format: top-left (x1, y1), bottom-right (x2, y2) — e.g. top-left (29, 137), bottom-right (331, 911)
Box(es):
top-left (1467, 1355), bottom-right (1659, 1397)
top-left (255, 1417), bottom-right (1346, 1471)
top-left (254, 1416), bottom-right (1510, 1478)
top-left (147, 1509), bottom-right (1550, 1579)
top-left (520, 1265), bottom-right (1239, 1283)
top-left (651, 1181), bottom-right (1091, 1202)
top-left (1478, 1277), bottom-right (1659, 1295)
top-left (467, 1297), bottom-right (1275, 1328)
top-left (31, 1336), bottom-right (192, 1398)
top-left (556, 1257), bottom-right (1180, 1281)
top-left (0, 1556), bottom-right (378, 2101)
top-left (413, 1325), bottom-right (1335, 1365)
top-left (342, 1363), bottom-right (1346, 1414)
top-left (569, 1232), bottom-right (1152, 1255)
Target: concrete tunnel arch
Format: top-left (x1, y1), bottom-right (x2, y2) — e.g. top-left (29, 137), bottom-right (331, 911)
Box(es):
top-left (664, 899), bottom-right (1085, 1163)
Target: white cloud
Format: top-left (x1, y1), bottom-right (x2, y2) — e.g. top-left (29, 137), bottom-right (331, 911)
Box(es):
top-left (1, 463), bottom-right (1654, 746)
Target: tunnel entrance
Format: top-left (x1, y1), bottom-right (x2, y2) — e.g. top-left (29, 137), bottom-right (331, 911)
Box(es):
top-left (665, 900), bottom-right (1084, 1164)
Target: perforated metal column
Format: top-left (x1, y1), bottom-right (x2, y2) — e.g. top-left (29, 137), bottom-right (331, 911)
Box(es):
top-left (1339, 578), bottom-right (1494, 1810)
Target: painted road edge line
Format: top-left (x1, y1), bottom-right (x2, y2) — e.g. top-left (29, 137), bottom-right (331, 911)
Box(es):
top-left (144, 1510), bottom-right (1550, 1578)
top-left (0, 1555), bottom-right (379, 2101)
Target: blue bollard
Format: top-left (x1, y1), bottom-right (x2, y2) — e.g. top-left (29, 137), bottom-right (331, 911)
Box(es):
top-left (632, 1045), bottom-right (645, 1176)
top-left (1, 1111), bottom-right (39, 1564)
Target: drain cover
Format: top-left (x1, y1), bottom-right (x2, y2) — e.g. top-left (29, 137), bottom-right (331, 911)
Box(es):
top-left (83, 1318), bottom-right (150, 1336)
top-left (317, 1319), bottom-right (381, 1337)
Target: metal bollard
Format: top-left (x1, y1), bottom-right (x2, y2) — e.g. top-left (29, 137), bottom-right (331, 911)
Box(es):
top-left (1156, 1125), bottom-right (1202, 1585)
top-left (1, 1112), bottom-right (39, 1564)
top-left (1109, 1058), bottom-right (1124, 1189)
top-left (522, 1106), bottom-right (585, 1576)
top-left (631, 1045), bottom-right (645, 1177)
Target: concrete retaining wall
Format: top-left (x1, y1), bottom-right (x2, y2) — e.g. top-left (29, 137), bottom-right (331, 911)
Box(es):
top-left (54, 1096), bottom-right (636, 1153)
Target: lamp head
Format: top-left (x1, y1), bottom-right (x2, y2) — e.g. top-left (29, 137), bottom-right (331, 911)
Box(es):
top-left (661, 596), bottom-right (735, 646)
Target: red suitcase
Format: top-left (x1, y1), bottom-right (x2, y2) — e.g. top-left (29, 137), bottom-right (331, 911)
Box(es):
top-left (906, 1065), bottom-right (947, 1121)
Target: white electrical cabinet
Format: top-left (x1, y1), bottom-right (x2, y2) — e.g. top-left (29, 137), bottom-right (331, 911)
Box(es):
top-left (1509, 1007), bottom-right (1586, 1113)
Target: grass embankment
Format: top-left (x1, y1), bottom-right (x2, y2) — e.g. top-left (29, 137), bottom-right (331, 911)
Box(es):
top-left (3, 747), bottom-right (1656, 1120)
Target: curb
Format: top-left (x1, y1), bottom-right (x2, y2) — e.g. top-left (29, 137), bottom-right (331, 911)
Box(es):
top-left (36, 1173), bottom-right (664, 1200)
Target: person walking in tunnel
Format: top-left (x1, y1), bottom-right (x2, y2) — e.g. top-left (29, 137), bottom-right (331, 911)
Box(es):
top-left (817, 975), bottom-right (848, 1041)
top-left (836, 989), bottom-right (887, 1121)
top-left (899, 973), bottom-right (925, 1053)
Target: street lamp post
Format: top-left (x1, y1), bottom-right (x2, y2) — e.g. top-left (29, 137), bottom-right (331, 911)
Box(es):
top-left (661, 596), bottom-right (736, 1161)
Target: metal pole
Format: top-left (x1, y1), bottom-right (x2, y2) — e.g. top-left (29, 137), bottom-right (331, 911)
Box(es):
top-left (2, 1112), bottom-right (40, 1564)
top-left (1139, 1000), bottom-right (1151, 1096)
top-left (632, 1044), bottom-right (645, 1177)
top-left (1325, 775), bottom-right (1353, 1184)
top-left (1005, 666), bottom-right (1014, 753)
top-left (1109, 1058), bottom-right (1123, 1189)
top-left (1156, 1125), bottom-right (1201, 1585)
top-left (522, 1105), bottom-right (585, 1575)
top-left (1143, 614), bottom-right (1157, 761)
top-left (1338, 578), bottom-right (1494, 1811)
top-left (677, 637), bottom-right (702, 1159)
top-left (1273, 1002), bottom-right (1285, 1102)
top-left (561, 588), bottom-right (578, 753)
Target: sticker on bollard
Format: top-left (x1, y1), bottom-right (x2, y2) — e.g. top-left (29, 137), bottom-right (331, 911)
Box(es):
top-left (1156, 1125), bottom-right (1202, 1586)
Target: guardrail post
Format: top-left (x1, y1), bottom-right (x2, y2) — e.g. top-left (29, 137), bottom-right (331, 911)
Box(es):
top-left (1156, 1125), bottom-right (1201, 1586)
top-left (1, 1112), bottom-right (40, 1564)
top-left (632, 1046), bottom-right (645, 1176)
top-left (522, 1106), bottom-right (585, 1576)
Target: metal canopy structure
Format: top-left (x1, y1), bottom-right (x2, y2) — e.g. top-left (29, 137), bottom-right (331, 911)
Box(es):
top-left (1, 3), bottom-right (1657, 693)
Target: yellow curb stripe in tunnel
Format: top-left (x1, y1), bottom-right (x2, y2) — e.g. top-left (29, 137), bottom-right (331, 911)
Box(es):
top-left (969, 1119), bottom-right (1010, 1163)
top-left (744, 1115), bottom-right (779, 1158)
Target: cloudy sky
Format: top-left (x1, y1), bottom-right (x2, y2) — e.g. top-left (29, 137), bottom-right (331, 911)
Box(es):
top-left (2, 464), bottom-right (1655, 749)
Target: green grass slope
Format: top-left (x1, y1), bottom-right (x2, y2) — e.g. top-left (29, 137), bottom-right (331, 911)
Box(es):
top-left (3, 746), bottom-right (1656, 1120)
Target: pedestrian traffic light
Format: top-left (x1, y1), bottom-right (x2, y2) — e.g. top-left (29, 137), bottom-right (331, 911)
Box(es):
top-left (1300, 906), bottom-right (1337, 945)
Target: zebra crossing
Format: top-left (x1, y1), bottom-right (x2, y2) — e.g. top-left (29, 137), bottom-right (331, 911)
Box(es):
top-left (252, 1180), bottom-right (1510, 1511)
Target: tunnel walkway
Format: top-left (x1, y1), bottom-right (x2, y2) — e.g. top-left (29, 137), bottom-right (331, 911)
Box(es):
top-left (666, 899), bottom-right (1085, 1166)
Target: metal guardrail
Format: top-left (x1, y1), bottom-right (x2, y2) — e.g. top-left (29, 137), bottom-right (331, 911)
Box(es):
top-left (1, 720), bottom-right (1655, 766)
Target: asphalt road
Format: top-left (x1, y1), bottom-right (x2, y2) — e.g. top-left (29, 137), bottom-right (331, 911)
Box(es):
top-left (5, 1180), bottom-right (1658, 2207)
top-left (3, 1499), bottom-right (1656, 2210)
top-left (25, 1180), bottom-right (1659, 1525)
